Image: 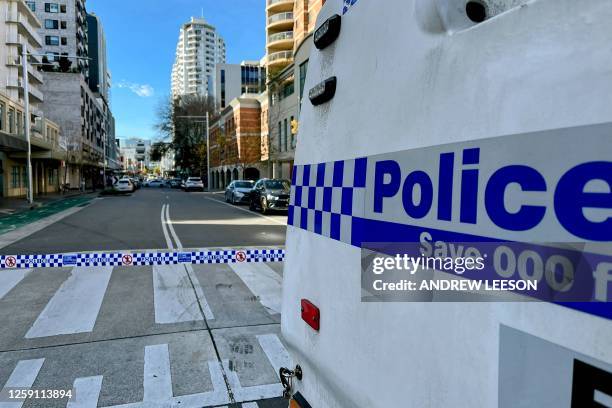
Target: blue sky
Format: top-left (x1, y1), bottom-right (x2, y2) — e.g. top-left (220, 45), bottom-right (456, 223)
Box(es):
top-left (87, 0), bottom-right (266, 140)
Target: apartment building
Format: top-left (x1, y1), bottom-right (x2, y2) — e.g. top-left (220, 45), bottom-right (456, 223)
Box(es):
top-left (119, 138), bottom-right (152, 172)
top-left (214, 60), bottom-right (266, 109)
top-left (171, 17), bottom-right (226, 99)
top-left (267, 33), bottom-right (313, 180)
top-left (265, 0), bottom-right (324, 73)
top-left (28, 0), bottom-right (89, 76)
top-left (209, 97), bottom-right (264, 189)
top-left (0, 0), bottom-right (65, 197)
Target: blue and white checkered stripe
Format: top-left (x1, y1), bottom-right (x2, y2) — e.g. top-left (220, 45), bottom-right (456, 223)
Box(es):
top-left (76, 253), bottom-right (122, 266)
top-left (288, 157), bottom-right (367, 246)
top-left (343, 0), bottom-right (359, 15)
top-left (0, 248), bottom-right (285, 269)
top-left (133, 252), bottom-right (179, 266)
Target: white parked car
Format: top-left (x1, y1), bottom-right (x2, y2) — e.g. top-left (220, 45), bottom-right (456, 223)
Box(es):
top-left (114, 179), bottom-right (134, 193)
top-left (183, 177), bottom-right (204, 192)
top-left (146, 179), bottom-right (164, 188)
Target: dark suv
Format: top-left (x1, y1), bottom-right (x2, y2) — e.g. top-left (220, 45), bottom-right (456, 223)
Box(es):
top-left (249, 179), bottom-right (291, 214)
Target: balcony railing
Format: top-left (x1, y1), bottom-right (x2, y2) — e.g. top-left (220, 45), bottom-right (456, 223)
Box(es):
top-left (268, 31), bottom-right (293, 44)
top-left (268, 12), bottom-right (293, 25)
top-left (5, 11), bottom-right (42, 47)
top-left (268, 50), bottom-right (293, 63)
top-left (267, 0), bottom-right (294, 7)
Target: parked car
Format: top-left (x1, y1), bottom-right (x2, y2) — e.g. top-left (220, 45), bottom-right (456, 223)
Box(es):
top-left (184, 177), bottom-right (204, 192)
top-left (114, 179), bottom-right (134, 193)
top-left (225, 180), bottom-right (255, 204)
top-left (130, 178), bottom-right (141, 189)
top-left (169, 178), bottom-right (182, 188)
top-left (249, 179), bottom-right (291, 214)
top-left (146, 179), bottom-right (165, 188)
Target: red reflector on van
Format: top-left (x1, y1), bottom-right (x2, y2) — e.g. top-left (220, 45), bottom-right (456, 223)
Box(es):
top-left (301, 299), bottom-right (320, 331)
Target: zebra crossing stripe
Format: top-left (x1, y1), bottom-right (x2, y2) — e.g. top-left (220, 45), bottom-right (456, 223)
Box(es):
top-left (0, 269), bottom-right (30, 300)
top-left (0, 358), bottom-right (45, 408)
top-left (0, 248), bottom-right (285, 269)
top-left (25, 266), bottom-right (113, 338)
top-left (229, 263), bottom-right (283, 314)
top-left (256, 334), bottom-right (293, 382)
top-left (153, 264), bottom-right (204, 324)
top-left (143, 344), bottom-right (173, 402)
top-left (67, 376), bottom-right (103, 408)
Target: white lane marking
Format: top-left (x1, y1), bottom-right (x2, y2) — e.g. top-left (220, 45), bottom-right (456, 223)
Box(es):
top-left (229, 263), bottom-right (282, 314)
top-left (185, 264), bottom-right (214, 320)
top-left (256, 334), bottom-right (293, 382)
top-left (165, 204), bottom-right (183, 249)
top-left (202, 196), bottom-right (287, 226)
top-left (143, 344), bottom-right (173, 402)
top-left (160, 204), bottom-right (174, 249)
top-left (107, 360), bottom-right (230, 408)
top-left (153, 264), bottom-right (204, 324)
top-left (222, 360), bottom-right (283, 402)
top-left (595, 389), bottom-right (612, 407)
top-left (0, 206), bottom-right (88, 250)
top-left (242, 403), bottom-right (259, 408)
top-left (0, 269), bottom-right (30, 300)
top-left (25, 266), bottom-right (113, 338)
top-left (0, 358), bottom-right (45, 408)
top-left (67, 376), bottom-right (103, 408)
top-left (169, 219), bottom-right (282, 226)
top-left (165, 205), bottom-right (214, 320)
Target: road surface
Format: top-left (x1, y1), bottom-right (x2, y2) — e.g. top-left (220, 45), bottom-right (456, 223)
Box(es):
top-left (0, 188), bottom-right (290, 407)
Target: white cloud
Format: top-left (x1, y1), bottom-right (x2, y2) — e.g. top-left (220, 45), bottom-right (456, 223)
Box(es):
top-left (116, 81), bottom-right (154, 97)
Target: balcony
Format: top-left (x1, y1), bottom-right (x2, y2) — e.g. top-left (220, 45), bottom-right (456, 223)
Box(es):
top-left (267, 0), bottom-right (294, 13)
top-left (267, 12), bottom-right (294, 30)
top-left (5, 12), bottom-right (42, 48)
top-left (267, 31), bottom-right (294, 50)
top-left (7, 78), bottom-right (44, 103)
top-left (267, 50), bottom-right (293, 67)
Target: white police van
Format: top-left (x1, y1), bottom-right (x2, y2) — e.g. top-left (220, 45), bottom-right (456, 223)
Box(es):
top-left (281, 0), bottom-right (612, 407)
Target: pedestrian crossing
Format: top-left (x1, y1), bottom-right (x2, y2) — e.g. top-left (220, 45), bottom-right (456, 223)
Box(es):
top-left (0, 260), bottom-right (290, 407)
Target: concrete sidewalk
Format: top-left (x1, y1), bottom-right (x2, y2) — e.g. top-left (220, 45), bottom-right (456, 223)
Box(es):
top-left (0, 190), bottom-right (95, 217)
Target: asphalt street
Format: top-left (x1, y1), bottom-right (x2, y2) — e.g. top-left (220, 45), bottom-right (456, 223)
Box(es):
top-left (0, 188), bottom-right (290, 407)
top-left (1, 188), bottom-right (287, 254)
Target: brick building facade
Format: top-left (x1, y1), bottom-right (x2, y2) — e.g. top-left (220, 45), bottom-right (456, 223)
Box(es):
top-left (209, 96), bottom-right (265, 189)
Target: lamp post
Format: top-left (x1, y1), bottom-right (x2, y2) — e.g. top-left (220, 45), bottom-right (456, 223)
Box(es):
top-left (21, 46), bottom-right (91, 204)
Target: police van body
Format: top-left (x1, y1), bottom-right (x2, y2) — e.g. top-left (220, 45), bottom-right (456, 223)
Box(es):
top-left (282, 0), bottom-right (612, 407)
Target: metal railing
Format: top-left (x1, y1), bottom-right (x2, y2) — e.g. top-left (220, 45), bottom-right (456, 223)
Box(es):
top-left (268, 12), bottom-right (293, 25)
top-left (268, 31), bottom-right (293, 43)
top-left (268, 0), bottom-right (294, 6)
top-left (268, 50), bottom-right (293, 63)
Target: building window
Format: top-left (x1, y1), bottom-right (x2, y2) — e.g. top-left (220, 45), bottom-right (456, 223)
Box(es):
top-left (16, 111), bottom-right (23, 136)
top-left (8, 108), bottom-right (15, 134)
top-left (45, 3), bottom-right (59, 13)
top-left (283, 119), bottom-right (288, 152)
top-left (45, 36), bottom-right (60, 46)
top-left (60, 21), bottom-right (67, 29)
top-left (45, 19), bottom-right (59, 29)
top-left (278, 122), bottom-right (282, 152)
top-left (61, 37), bottom-right (67, 45)
top-left (60, 4), bottom-right (66, 12)
top-left (22, 167), bottom-right (27, 187)
top-left (0, 102), bottom-right (4, 131)
top-left (11, 167), bottom-right (19, 189)
top-left (26, 1), bottom-right (35, 11)
top-left (299, 60), bottom-right (309, 100)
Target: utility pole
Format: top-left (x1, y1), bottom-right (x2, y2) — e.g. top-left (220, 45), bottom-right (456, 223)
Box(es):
top-left (21, 42), bottom-right (33, 204)
top-left (206, 111), bottom-right (211, 191)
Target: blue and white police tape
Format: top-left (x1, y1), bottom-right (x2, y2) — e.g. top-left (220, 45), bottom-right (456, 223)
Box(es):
top-left (0, 248), bottom-right (285, 269)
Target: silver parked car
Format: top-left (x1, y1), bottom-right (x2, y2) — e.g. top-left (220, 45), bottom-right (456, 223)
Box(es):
top-left (225, 180), bottom-right (255, 204)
